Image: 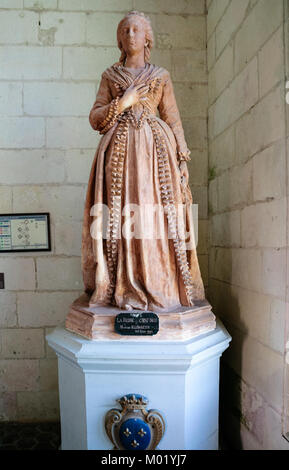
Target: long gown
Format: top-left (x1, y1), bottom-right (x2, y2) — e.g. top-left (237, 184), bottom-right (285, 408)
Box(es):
top-left (81, 62), bottom-right (205, 312)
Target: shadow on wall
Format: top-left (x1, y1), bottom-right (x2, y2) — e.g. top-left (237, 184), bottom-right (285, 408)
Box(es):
top-left (208, 274), bottom-right (248, 449)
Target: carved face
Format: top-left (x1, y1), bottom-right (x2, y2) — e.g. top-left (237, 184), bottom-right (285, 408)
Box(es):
top-left (120, 16), bottom-right (146, 56)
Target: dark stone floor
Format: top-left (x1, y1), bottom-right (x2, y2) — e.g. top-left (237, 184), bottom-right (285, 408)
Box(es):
top-left (0, 422), bottom-right (229, 450)
top-left (0, 422), bottom-right (61, 450)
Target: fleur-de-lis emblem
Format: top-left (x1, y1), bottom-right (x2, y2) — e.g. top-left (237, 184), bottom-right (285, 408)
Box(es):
top-left (131, 439), bottom-right (139, 448)
top-left (105, 394), bottom-right (165, 450)
top-left (123, 428), bottom-right (131, 437)
top-left (138, 428), bottom-right (147, 437)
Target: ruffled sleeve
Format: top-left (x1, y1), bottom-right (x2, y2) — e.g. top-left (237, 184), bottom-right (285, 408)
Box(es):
top-left (89, 73), bottom-right (120, 134)
top-left (158, 71), bottom-right (191, 162)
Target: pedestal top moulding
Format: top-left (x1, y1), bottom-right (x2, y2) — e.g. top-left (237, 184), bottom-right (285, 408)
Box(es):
top-left (65, 10), bottom-right (216, 342)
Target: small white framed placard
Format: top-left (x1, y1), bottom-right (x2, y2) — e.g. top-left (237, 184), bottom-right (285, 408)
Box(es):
top-left (0, 213), bottom-right (51, 253)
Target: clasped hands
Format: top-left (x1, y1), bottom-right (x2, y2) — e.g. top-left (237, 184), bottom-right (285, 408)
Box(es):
top-left (118, 83), bottom-right (189, 188)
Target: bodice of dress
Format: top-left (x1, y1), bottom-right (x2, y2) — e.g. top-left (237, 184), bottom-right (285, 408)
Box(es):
top-left (108, 65), bottom-right (162, 118)
top-left (89, 62), bottom-right (190, 159)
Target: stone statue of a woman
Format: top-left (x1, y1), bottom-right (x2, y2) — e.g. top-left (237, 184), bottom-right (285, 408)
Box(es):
top-left (80, 11), bottom-right (207, 314)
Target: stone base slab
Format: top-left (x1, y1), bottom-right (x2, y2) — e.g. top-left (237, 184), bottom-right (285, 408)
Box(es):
top-left (65, 293), bottom-right (216, 341)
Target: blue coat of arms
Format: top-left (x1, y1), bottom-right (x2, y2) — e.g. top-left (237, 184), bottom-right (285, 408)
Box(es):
top-left (105, 394), bottom-right (165, 450)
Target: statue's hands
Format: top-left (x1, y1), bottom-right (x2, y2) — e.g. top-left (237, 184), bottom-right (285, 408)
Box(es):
top-left (179, 161), bottom-right (189, 188)
top-left (118, 83), bottom-right (149, 112)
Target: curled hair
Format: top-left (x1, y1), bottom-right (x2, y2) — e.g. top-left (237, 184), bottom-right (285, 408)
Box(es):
top-left (116, 11), bottom-right (154, 65)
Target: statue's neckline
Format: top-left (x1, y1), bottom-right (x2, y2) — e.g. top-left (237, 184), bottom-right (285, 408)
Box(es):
top-left (123, 65), bottom-right (146, 70)
top-left (120, 63), bottom-right (150, 72)
top-left (115, 63), bottom-right (151, 80)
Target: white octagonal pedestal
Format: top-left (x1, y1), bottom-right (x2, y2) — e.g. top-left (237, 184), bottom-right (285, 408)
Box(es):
top-left (46, 320), bottom-right (231, 450)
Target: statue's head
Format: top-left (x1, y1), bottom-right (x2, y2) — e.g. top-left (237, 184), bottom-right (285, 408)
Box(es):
top-left (117, 11), bottom-right (154, 65)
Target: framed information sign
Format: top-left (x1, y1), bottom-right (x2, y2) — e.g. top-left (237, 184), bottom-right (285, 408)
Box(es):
top-left (0, 213), bottom-right (51, 253)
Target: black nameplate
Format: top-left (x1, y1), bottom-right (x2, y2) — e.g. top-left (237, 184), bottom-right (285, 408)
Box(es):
top-left (115, 311), bottom-right (159, 336)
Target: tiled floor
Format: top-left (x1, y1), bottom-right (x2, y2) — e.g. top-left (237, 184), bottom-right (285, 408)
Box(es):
top-left (0, 422), bottom-right (61, 450)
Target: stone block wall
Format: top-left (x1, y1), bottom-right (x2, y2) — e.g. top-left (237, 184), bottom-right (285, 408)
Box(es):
top-left (284, 0), bottom-right (289, 441)
top-left (207, 0), bottom-right (289, 450)
top-left (0, 0), bottom-right (208, 421)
